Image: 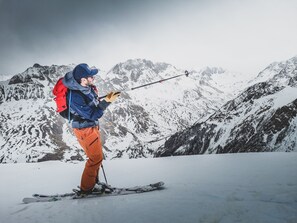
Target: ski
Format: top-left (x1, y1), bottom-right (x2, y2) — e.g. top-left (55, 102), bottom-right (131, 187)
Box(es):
top-left (22, 181), bottom-right (164, 204)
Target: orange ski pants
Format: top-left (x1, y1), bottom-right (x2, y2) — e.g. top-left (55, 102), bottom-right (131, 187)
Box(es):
top-left (73, 126), bottom-right (103, 191)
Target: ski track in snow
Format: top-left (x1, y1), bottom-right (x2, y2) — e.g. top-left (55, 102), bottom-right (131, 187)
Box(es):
top-left (0, 152), bottom-right (296, 223)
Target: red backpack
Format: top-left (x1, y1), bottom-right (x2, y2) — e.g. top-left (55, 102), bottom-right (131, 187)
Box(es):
top-left (52, 78), bottom-right (70, 119)
top-left (52, 77), bottom-right (99, 120)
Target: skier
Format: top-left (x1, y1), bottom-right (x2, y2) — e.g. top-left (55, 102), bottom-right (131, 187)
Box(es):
top-left (62, 63), bottom-right (120, 195)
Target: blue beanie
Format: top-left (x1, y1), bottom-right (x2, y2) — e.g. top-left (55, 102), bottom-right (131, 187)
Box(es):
top-left (73, 63), bottom-right (98, 83)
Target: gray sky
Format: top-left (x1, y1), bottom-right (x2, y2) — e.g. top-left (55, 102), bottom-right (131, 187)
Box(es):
top-left (0, 0), bottom-right (297, 76)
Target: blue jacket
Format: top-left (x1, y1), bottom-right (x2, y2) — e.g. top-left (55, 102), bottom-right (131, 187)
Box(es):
top-left (62, 71), bottom-right (110, 129)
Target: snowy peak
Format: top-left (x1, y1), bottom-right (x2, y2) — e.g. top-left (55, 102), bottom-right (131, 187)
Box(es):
top-left (112, 59), bottom-right (173, 76)
top-left (1, 64), bottom-right (74, 104)
top-left (156, 56), bottom-right (297, 157)
top-left (7, 63), bottom-right (74, 85)
top-left (106, 59), bottom-right (178, 90)
top-left (252, 56), bottom-right (297, 85)
top-left (187, 66), bottom-right (253, 98)
top-left (200, 66), bottom-right (225, 77)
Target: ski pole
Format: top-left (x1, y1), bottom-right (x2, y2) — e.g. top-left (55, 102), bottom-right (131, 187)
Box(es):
top-left (101, 163), bottom-right (108, 185)
top-left (98, 70), bottom-right (189, 99)
top-left (100, 150), bottom-right (109, 185)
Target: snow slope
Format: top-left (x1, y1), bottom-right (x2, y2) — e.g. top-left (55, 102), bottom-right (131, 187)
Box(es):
top-left (1, 152), bottom-right (296, 223)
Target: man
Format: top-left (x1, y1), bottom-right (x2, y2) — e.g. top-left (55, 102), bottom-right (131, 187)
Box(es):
top-left (62, 63), bottom-right (119, 195)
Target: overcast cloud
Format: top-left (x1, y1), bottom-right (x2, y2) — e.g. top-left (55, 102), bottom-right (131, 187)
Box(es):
top-left (0, 0), bottom-right (297, 77)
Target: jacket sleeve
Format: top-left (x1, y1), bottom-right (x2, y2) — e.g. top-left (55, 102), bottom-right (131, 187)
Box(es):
top-left (98, 100), bottom-right (111, 110)
top-left (70, 92), bottom-right (104, 121)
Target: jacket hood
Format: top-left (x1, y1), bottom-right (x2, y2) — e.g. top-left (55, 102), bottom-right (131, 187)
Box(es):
top-left (62, 71), bottom-right (91, 94)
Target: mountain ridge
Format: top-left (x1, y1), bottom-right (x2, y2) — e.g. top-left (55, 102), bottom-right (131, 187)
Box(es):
top-left (1, 57), bottom-right (292, 163)
top-left (156, 56), bottom-right (297, 157)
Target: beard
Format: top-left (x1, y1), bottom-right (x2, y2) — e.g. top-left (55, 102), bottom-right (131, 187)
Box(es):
top-left (87, 79), bottom-right (95, 86)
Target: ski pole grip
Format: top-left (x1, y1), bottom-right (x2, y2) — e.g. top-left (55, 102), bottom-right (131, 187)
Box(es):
top-left (98, 91), bottom-right (121, 100)
top-left (98, 94), bottom-right (107, 100)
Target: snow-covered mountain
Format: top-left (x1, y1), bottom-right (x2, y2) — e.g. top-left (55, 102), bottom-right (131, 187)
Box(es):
top-left (100, 60), bottom-right (247, 159)
top-left (0, 64), bottom-right (77, 163)
top-left (0, 59), bottom-right (248, 163)
top-left (156, 56), bottom-right (297, 157)
top-left (251, 56), bottom-right (297, 86)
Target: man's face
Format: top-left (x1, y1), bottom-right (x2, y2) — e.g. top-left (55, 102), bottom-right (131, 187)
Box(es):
top-left (81, 76), bottom-right (95, 86)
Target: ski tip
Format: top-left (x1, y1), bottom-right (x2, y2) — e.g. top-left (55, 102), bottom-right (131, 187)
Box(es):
top-left (150, 181), bottom-right (165, 188)
top-left (23, 197), bottom-right (37, 204)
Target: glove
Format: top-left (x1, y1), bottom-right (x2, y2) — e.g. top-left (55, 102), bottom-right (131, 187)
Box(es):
top-left (105, 91), bottom-right (120, 103)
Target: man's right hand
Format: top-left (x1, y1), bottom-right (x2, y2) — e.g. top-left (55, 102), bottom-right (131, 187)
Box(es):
top-left (105, 91), bottom-right (120, 103)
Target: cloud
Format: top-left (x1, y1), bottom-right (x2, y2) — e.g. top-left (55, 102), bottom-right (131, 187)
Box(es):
top-left (0, 0), bottom-right (297, 76)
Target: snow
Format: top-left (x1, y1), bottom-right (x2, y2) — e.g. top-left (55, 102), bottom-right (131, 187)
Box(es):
top-left (0, 152), bottom-right (296, 223)
top-left (272, 86), bottom-right (297, 108)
